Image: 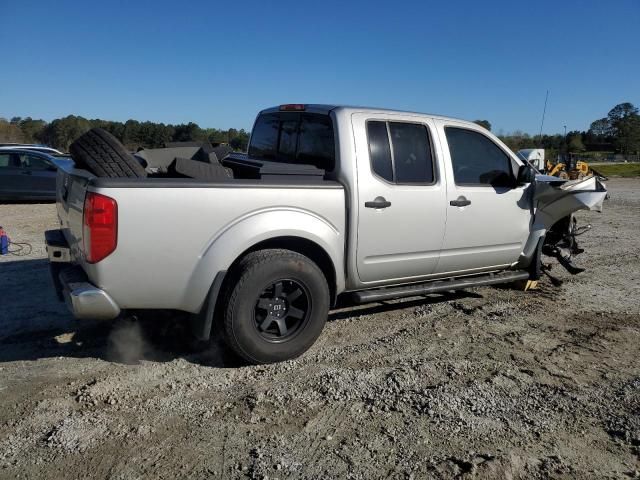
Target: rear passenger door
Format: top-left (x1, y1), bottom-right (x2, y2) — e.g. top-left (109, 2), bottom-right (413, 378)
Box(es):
top-left (353, 113), bottom-right (447, 284)
top-left (18, 153), bottom-right (57, 198)
top-left (435, 121), bottom-right (531, 274)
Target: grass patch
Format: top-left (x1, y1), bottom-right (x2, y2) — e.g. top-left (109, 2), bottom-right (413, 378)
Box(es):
top-left (592, 163), bottom-right (640, 177)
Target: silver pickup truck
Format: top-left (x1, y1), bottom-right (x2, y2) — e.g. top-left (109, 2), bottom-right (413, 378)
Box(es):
top-left (45, 104), bottom-right (607, 364)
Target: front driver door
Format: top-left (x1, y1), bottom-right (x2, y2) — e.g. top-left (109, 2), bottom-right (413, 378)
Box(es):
top-left (435, 121), bottom-right (531, 274)
top-left (353, 113), bottom-right (447, 284)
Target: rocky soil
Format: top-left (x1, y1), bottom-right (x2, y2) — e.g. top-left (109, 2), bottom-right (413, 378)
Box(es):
top-left (0, 178), bottom-right (639, 479)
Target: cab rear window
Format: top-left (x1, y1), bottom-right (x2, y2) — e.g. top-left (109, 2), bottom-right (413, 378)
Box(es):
top-left (248, 113), bottom-right (335, 171)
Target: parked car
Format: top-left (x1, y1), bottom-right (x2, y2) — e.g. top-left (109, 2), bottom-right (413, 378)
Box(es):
top-left (0, 144), bottom-right (65, 155)
top-left (45, 104), bottom-right (607, 364)
top-left (0, 149), bottom-right (73, 201)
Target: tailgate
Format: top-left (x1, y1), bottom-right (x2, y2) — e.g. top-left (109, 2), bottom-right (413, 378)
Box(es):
top-left (56, 166), bottom-right (93, 263)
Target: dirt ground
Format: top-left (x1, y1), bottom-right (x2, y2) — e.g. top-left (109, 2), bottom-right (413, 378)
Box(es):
top-left (0, 179), bottom-right (639, 479)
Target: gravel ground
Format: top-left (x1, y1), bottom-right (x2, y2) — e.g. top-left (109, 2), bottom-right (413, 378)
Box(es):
top-left (0, 179), bottom-right (639, 479)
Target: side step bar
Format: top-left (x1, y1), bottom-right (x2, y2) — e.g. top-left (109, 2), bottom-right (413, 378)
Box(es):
top-left (351, 270), bottom-right (530, 304)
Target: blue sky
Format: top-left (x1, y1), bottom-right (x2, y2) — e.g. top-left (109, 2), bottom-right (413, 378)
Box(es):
top-left (1, 0), bottom-right (638, 134)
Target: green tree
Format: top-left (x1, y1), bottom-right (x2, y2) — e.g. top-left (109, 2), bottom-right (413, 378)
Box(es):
top-left (39, 115), bottom-right (91, 151)
top-left (607, 102), bottom-right (638, 125)
top-left (172, 122), bottom-right (204, 142)
top-left (0, 118), bottom-right (24, 142)
top-left (615, 114), bottom-right (640, 154)
top-left (588, 118), bottom-right (611, 137)
top-left (605, 103), bottom-right (640, 154)
top-left (568, 133), bottom-right (586, 152)
top-left (19, 118), bottom-right (47, 143)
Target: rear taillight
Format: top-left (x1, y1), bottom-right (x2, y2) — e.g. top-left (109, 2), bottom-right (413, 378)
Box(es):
top-left (83, 192), bottom-right (117, 263)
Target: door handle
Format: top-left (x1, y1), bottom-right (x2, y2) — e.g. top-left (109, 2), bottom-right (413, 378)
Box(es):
top-left (365, 196), bottom-right (391, 209)
top-left (449, 196), bottom-right (471, 207)
top-left (21, 170), bottom-right (33, 175)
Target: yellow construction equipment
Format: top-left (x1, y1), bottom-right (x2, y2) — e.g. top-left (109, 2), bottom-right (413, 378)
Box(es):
top-left (518, 149), bottom-right (607, 180)
top-left (546, 158), bottom-right (591, 180)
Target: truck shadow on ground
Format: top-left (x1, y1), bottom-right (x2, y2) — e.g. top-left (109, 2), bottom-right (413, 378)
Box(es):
top-left (0, 258), bottom-right (481, 368)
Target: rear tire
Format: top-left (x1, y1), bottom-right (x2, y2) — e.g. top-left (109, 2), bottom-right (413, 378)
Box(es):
top-left (222, 249), bottom-right (329, 364)
top-left (70, 128), bottom-right (147, 178)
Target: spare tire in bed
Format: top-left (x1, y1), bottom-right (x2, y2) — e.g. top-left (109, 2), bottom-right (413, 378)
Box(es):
top-left (70, 128), bottom-right (147, 178)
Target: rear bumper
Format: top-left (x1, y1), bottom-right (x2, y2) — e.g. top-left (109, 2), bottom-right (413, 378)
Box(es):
top-left (45, 230), bottom-right (121, 320)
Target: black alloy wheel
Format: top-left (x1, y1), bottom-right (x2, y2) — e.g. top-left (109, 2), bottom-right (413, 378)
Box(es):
top-left (253, 279), bottom-right (311, 342)
top-left (221, 249), bottom-right (330, 364)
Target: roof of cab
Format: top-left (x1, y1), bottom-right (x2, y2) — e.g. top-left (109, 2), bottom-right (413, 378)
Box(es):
top-left (259, 104), bottom-right (472, 125)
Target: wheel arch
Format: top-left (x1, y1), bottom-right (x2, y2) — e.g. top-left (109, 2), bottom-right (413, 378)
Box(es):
top-left (190, 235), bottom-right (341, 342)
top-left (185, 208), bottom-right (345, 341)
top-left (230, 236), bottom-right (339, 304)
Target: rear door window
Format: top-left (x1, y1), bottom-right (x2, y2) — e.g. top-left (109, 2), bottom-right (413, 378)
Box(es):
top-left (366, 121), bottom-right (393, 182)
top-left (445, 127), bottom-right (514, 187)
top-left (389, 122), bottom-right (434, 183)
top-left (366, 121), bottom-right (435, 184)
top-left (0, 153), bottom-right (22, 168)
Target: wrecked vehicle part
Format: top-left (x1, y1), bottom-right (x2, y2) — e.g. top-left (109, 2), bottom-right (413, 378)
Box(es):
top-left (544, 215), bottom-right (587, 275)
top-left (519, 175), bottom-right (607, 275)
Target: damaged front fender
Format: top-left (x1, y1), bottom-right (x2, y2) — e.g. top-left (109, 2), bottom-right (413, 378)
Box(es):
top-left (533, 175), bottom-right (607, 229)
top-left (517, 175), bottom-right (608, 273)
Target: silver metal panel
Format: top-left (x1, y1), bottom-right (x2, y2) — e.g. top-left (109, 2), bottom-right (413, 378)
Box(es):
top-left (350, 112), bottom-right (447, 284)
top-left (432, 119), bottom-right (532, 273)
top-left (80, 184), bottom-right (346, 313)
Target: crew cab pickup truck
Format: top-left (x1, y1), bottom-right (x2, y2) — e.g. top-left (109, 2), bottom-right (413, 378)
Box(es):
top-left (46, 104), bottom-right (607, 364)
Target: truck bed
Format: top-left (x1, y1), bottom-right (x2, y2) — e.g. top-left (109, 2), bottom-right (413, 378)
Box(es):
top-left (56, 166), bottom-right (346, 314)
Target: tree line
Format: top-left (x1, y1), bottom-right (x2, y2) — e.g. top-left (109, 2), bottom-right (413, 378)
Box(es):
top-left (477, 101), bottom-right (640, 158)
top-left (1, 102), bottom-right (638, 157)
top-left (508, 102), bottom-right (638, 157)
top-left (0, 115), bottom-right (250, 152)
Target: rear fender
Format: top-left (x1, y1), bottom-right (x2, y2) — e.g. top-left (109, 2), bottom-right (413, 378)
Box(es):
top-left (180, 207), bottom-right (345, 313)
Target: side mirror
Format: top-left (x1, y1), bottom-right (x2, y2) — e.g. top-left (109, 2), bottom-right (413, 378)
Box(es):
top-left (517, 164), bottom-right (536, 184)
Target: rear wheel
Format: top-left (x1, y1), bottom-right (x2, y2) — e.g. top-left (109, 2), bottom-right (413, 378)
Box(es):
top-left (222, 249), bottom-right (329, 364)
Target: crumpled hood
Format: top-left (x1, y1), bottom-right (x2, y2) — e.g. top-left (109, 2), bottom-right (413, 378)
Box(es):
top-left (533, 175), bottom-right (608, 228)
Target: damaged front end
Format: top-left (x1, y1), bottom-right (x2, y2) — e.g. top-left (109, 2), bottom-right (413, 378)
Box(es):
top-left (521, 175), bottom-right (608, 283)
top-left (536, 175), bottom-right (608, 279)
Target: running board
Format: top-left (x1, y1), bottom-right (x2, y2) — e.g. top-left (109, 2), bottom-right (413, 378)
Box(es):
top-left (351, 270), bottom-right (530, 304)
